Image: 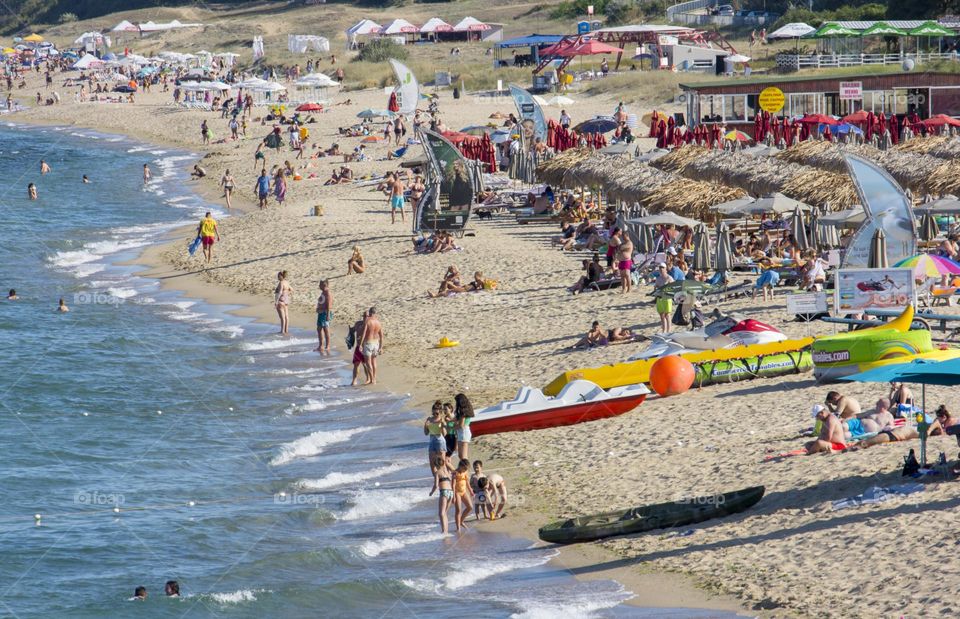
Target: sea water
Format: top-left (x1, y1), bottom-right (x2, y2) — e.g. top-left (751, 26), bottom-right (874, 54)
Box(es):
top-left (0, 125), bottom-right (740, 618)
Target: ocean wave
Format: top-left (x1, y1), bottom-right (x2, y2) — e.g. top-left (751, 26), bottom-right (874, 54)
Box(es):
top-left (262, 368), bottom-right (323, 376)
top-left (106, 287), bottom-right (138, 300)
top-left (241, 337), bottom-right (316, 351)
top-left (338, 487), bottom-right (429, 521)
top-left (507, 582), bottom-right (633, 619)
top-left (404, 552), bottom-right (559, 594)
top-left (206, 589), bottom-right (268, 604)
top-left (358, 523), bottom-right (447, 557)
top-left (270, 426), bottom-right (373, 466)
top-left (297, 460), bottom-right (418, 491)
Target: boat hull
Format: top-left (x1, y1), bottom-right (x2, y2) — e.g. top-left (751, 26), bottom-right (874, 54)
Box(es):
top-left (538, 486), bottom-right (765, 544)
top-left (470, 394), bottom-right (647, 437)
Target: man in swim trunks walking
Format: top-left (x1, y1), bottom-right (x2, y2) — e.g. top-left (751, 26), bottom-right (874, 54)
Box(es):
top-left (389, 174), bottom-right (405, 225)
top-left (315, 279), bottom-right (332, 354)
top-left (349, 310), bottom-right (368, 386)
top-left (197, 212), bottom-right (220, 264)
top-left (359, 307), bottom-right (383, 385)
top-left (255, 169), bottom-right (271, 209)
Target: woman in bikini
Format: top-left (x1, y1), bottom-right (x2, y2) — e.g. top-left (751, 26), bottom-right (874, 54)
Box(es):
top-left (274, 271), bottom-right (293, 335)
top-left (347, 246), bottom-right (365, 275)
top-left (617, 234), bottom-right (634, 293)
top-left (453, 458), bottom-right (474, 531)
top-left (220, 169), bottom-right (235, 209)
top-left (429, 454), bottom-right (456, 533)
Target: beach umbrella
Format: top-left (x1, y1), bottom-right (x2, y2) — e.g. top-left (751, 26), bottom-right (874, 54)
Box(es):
top-left (715, 221), bottom-right (733, 274)
top-left (724, 130), bottom-right (750, 142)
top-left (893, 254), bottom-right (960, 279)
top-left (799, 114), bottom-right (839, 126)
top-left (914, 196), bottom-right (960, 214)
top-left (834, 123), bottom-right (863, 135)
top-left (638, 223), bottom-right (655, 254)
top-left (820, 206), bottom-right (866, 228)
top-left (868, 228), bottom-right (888, 269)
top-left (23, 33), bottom-right (43, 43)
top-left (459, 125), bottom-right (496, 136)
top-left (356, 109), bottom-right (395, 119)
top-left (692, 224), bottom-right (711, 271)
top-left (842, 109), bottom-right (870, 124)
top-left (812, 23), bottom-right (860, 38)
top-left (791, 206), bottom-right (809, 250)
top-left (296, 102), bottom-right (323, 112)
top-left (918, 213), bottom-right (940, 241)
top-left (574, 116), bottom-right (619, 134)
top-left (629, 211), bottom-right (701, 228)
top-left (745, 192), bottom-right (811, 216)
top-left (710, 196), bottom-right (755, 214)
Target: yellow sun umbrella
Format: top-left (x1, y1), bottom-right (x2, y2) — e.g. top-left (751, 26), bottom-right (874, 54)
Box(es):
top-left (23, 33), bottom-right (43, 43)
top-left (2, 47), bottom-right (16, 54)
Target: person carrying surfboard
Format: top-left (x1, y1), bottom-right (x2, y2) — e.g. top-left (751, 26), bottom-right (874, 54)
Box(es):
top-left (197, 212), bottom-right (220, 264)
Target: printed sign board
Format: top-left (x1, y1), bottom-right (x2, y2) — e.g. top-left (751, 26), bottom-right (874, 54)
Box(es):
top-left (839, 81), bottom-right (862, 100)
top-left (835, 268), bottom-right (915, 315)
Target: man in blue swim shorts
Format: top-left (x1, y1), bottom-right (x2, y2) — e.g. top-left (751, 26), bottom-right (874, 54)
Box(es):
top-left (389, 174), bottom-right (405, 224)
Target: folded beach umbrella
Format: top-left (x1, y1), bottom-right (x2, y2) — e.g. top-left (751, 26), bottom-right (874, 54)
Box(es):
top-left (868, 228), bottom-right (888, 269)
top-left (809, 208), bottom-right (821, 250)
top-left (636, 223), bottom-right (655, 254)
top-left (790, 205), bottom-right (809, 250)
top-left (918, 213), bottom-right (940, 241)
top-left (692, 223), bottom-right (711, 271)
top-left (715, 221), bottom-right (733, 274)
top-left (893, 254), bottom-right (960, 279)
top-left (820, 221), bottom-right (841, 249)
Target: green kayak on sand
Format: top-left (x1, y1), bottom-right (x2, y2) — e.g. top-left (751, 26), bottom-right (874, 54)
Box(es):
top-left (538, 486), bottom-right (765, 544)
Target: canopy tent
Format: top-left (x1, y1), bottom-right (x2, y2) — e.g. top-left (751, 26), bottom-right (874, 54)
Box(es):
top-left (71, 54), bottom-right (104, 70)
top-left (111, 20), bottom-right (138, 32)
top-left (347, 19), bottom-right (383, 36)
top-left (288, 35), bottom-right (330, 54)
top-left (766, 23), bottom-right (815, 39)
top-left (860, 22), bottom-right (908, 37)
top-left (453, 16), bottom-right (490, 32)
top-left (74, 31), bottom-right (110, 47)
top-left (420, 17), bottom-right (453, 34)
top-left (296, 72), bottom-right (337, 87)
top-left (812, 23), bottom-right (860, 37)
top-left (252, 82), bottom-right (286, 93)
top-left (381, 18), bottom-right (419, 35)
top-left (908, 21), bottom-right (954, 37)
top-left (543, 38), bottom-right (621, 57)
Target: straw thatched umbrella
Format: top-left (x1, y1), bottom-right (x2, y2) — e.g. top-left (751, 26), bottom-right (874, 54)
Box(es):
top-left (919, 212), bottom-right (940, 241)
top-left (869, 228), bottom-right (888, 269)
top-left (790, 205), bottom-right (809, 250)
top-left (692, 223), bottom-right (711, 271)
top-left (715, 221), bottom-right (733, 275)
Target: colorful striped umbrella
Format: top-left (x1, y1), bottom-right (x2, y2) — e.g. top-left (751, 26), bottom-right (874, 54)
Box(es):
top-left (893, 253), bottom-right (960, 278)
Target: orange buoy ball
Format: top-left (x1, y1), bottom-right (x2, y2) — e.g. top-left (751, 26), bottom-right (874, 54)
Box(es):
top-left (649, 356), bottom-right (695, 397)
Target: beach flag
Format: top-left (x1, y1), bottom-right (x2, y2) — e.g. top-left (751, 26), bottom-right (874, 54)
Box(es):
top-left (253, 36), bottom-right (264, 61)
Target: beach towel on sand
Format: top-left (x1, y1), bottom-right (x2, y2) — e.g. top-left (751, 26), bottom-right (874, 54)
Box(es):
top-left (831, 484), bottom-right (923, 511)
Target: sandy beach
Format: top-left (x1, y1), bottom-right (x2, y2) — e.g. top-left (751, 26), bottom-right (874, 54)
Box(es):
top-left (15, 57), bottom-right (960, 618)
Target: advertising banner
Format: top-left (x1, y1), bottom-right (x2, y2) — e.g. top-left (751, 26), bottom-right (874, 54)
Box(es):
top-left (835, 267), bottom-right (915, 315)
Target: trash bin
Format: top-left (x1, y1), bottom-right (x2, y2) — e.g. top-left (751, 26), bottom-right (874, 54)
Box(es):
top-left (453, 87), bottom-right (460, 100)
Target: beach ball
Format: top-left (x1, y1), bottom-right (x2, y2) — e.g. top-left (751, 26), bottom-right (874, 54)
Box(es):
top-left (649, 356), bottom-right (695, 397)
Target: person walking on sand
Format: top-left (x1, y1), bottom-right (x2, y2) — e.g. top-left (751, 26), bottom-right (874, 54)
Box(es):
top-left (143, 163), bottom-right (151, 184)
top-left (348, 310), bottom-right (369, 386)
top-left (273, 170), bottom-right (287, 206)
top-left (255, 169), bottom-right (270, 209)
top-left (389, 174), bottom-right (405, 224)
top-left (39, 159), bottom-right (50, 175)
top-left (359, 307), bottom-right (383, 385)
top-left (200, 119), bottom-right (210, 145)
top-left (315, 279), bottom-right (332, 353)
top-left (220, 169), bottom-right (235, 209)
top-left (274, 271), bottom-right (293, 335)
top-left (197, 212), bottom-right (220, 264)
top-left (653, 263), bottom-right (675, 333)
top-left (617, 232), bottom-right (634, 293)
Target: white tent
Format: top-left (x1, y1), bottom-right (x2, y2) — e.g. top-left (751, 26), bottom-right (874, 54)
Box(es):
top-left (238, 77), bottom-right (268, 88)
top-left (380, 18), bottom-right (418, 35)
top-left (453, 16), bottom-right (490, 32)
top-left (288, 35), bottom-right (330, 53)
top-left (767, 23), bottom-right (815, 39)
top-left (252, 82), bottom-right (286, 92)
top-left (296, 72), bottom-right (337, 87)
top-left (347, 19), bottom-right (383, 36)
top-left (111, 20), bottom-right (138, 32)
top-left (420, 17), bottom-right (453, 34)
top-left (72, 54), bottom-right (104, 69)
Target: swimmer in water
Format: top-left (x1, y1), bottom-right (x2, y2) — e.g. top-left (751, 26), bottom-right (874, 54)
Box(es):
top-left (40, 159), bottom-right (50, 174)
top-left (82, 175), bottom-right (90, 183)
top-left (164, 581), bottom-right (179, 597)
top-left (7, 289), bottom-right (18, 300)
top-left (133, 586), bottom-right (147, 600)
top-left (143, 163), bottom-right (151, 184)
top-left (28, 183), bottom-right (37, 200)
top-left (57, 298), bottom-right (69, 312)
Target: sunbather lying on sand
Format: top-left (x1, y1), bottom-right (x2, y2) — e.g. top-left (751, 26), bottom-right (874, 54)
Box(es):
top-left (570, 322), bottom-right (640, 349)
top-left (847, 425), bottom-right (919, 449)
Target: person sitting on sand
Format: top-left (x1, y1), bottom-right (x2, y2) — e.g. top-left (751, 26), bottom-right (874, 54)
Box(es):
top-left (806, 404), bottom-right (846, 454)
top-left (428, 266), bottom-right (467, 298)
top-left (191, 165), bottom-right (207, 179)
top-left (825, 391), bottom-right (861, 419)
top-left (347, 246), bottom-right (365, 275)
top-left (929, 405), bottom-right (959, 436)
top-left (570, 254), bottom-right (604, 295)
top-left (572, 321), bottom-right (608, 349)
top-left (889, 381), bottom-right (914, 409)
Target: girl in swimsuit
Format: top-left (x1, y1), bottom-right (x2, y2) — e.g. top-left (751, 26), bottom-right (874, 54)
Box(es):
top-left (423, 401), bottom-right (446, 472)
top-left (429, 454), bottom-right (455, 533)
top-left (453, 458), bottom-right (474, 531)
top-left (220, 169), bottom-right (235, 209)
top-left (274, 271), bottom-right (293, 335)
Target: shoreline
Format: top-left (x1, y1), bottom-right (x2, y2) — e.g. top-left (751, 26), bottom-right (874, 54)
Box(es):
top-left (15, 103), bottom-right (749, 614)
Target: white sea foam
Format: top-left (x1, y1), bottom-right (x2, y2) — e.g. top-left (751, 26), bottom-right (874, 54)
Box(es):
top-left (106, 287), bottom-right (138, 299)
top-left (201, 324), bottom-right (244, 338)
top-left (404, 552), bottom-right (559, 594)
top-left (270, 426), bottom-right (372, 466)
top-left (127, 146), bottom-right (148, 153)
top-left (208, 589), bottom-right (266, 604)
top-left (297, 460), bottom-right (418, 492)
top-left (359, 528), bottom-right (448, 558)
top-left (507, 583), bottom-right (633, 619)
top-left (241, 337), bottom-right (316, 351)
top-left (74, 264), bottom-right (106, 278)
top-left (338, 487), bottom-right (429, 521)
top-left (262, 368), bottom-right (322, 376)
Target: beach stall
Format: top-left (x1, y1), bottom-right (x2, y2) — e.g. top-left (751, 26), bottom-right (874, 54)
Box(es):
top-left (294, 72), bottom-right (337, 104)
top-left (419, 18), bottom-right (453, 42)
top-left (346, 19), bottom-right (382, 49)
top-left (380, 19), bottom-right (419, 44)
top-left (288, 35), bottom-right (330, 54)
top-left (452, 17), bottom-right (499, 42)
top-left (494, 34), bottom-right (564, 68)
top-left (250, 81), bottom-right (287, 105)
